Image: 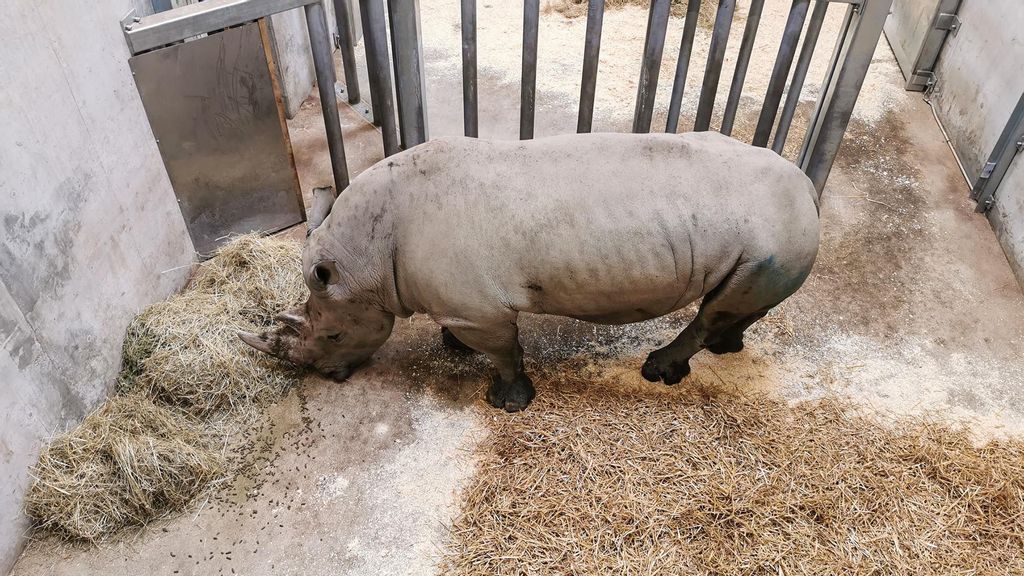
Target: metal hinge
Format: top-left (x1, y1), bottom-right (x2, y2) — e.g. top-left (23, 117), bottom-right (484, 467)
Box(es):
top-left (912, 71), bottom-right (938, 94)
top-left (935, 12), bottom-right (962, 35)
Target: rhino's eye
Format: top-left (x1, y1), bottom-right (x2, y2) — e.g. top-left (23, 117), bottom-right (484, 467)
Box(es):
top-left (327, 333), bottom-right (344, 342)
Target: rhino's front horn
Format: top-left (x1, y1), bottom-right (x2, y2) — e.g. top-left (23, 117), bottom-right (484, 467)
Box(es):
top-left (238, 331), bottom-right (276, 356)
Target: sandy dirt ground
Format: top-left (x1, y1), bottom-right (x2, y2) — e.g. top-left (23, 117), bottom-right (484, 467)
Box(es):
top-left (11, 1), bottom-right (1024, 575)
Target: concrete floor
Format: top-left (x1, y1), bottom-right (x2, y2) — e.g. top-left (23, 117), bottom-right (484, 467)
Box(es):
top-left (11, 3), bottom-right (1024, 575)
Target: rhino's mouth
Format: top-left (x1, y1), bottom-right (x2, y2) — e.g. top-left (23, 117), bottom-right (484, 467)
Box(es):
top-left (322, 365), bottom-right (352, 381)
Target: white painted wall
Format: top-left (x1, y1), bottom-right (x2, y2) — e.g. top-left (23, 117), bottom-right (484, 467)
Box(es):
top-left (0, 0), bottom-right (196, 572)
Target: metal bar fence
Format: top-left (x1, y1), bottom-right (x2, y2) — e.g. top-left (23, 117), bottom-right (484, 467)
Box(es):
top-left (799, 0), bottom-right (894, 192)
top-left (389, 0), bottom-right (429, 148)
top-left (632, 0), bottom-right (671, 133)
top-left (665, 0), bottom-right (702, 133)
top-left (123, 0), bottom-right (890, 200)
top-left (305, 1), bottom-right (351, 190)
top-left (772, 0), bottom-right (829, 154)
top-left (693, 0), bottom-right (736, 132)
top-left (720, 0), bottom-right (765, 136)
top-left (333, 0), bottom-right (362, 104)
top-left (577, 0), bottom-right (605, 133)
top-left (520, 0), bottom-right (540, 139)
top-left (753, 0), bottom-right (810, 147)
top-left (360, 0), bottom-right (401, 155)
top-left (461, 0), bottom-right (478, 137)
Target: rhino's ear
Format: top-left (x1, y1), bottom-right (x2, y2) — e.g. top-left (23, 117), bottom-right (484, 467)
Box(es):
top-left (308, 260), bottom-right (341, 292)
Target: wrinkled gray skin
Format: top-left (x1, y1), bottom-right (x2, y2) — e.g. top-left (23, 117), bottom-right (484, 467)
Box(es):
top-left (240, 132), bottom-right (820, 411)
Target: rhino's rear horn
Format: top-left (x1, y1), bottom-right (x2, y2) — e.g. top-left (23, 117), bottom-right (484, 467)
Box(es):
top-left (275, 308), bottom-right (309, 333)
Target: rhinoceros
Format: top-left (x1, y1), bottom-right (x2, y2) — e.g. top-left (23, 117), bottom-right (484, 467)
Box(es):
top-left (239, 132), bottom-right (819, 411)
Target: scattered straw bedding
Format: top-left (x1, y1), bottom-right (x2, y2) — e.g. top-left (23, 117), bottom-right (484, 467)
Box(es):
top-left (26, 235), bottom-right (304, 541)
top-left (443, 370), bottom-right (1024, 575)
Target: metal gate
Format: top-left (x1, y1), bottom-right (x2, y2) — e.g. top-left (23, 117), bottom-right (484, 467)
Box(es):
top-left (123, 0), bottom-right (892, 196)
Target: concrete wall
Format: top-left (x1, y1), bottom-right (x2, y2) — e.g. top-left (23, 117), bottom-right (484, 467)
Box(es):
top-left (269, 4), bottom-right (340, 119)
top-left (931, 0), bottom-right (1024, 182)
top-left (928, 1), bottom-right (1024, 286)
top-left (0, 0), bottom-right (196, 573)
top-left (885, 1), bottom-right (1024, 285)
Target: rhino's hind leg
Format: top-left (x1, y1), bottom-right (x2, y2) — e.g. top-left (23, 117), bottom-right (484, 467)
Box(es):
top-left (705, 310), bottom-right (769, 355)
top-left (446, 320), bottom-right (535, 412)
top-left (440, 326), bottom-right (476, 353)
top-left (642, 259), bottom-right (806, 385)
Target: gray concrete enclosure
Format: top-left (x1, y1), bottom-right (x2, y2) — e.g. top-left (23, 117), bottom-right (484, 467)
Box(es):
top-left (884, 0), bottom-right (1024, 283)
top-left (0, 0), bottom-right (196, 572)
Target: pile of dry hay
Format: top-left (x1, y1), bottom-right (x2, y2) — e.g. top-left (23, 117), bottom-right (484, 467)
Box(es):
top-left (26, 234), bottom-right (304, 540)
top-left (443, 366), bottom-right (1024, 575)
top-left (118, 234), bottom-right (305, 416)
top-left (25, 396), bottom-right (224, 540)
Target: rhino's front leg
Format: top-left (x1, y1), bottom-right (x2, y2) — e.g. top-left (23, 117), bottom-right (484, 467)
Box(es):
top-left (445, 319), bottom-right (535, 412)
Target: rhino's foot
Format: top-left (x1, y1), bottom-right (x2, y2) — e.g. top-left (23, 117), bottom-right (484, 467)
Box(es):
top-left (641, 352), bottom-right (691, 385)
top-left (706, 334), bottom-right (744, 355)
top-left (441, 327), bottom-right (476, 353)
top-left (486, 372), bottom-right (535, 412)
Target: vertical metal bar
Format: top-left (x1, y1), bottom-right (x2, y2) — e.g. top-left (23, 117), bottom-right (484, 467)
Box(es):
top-left (305, 0), bottom-right (350, 191)
top-left (800, 0), bottom-right (893, 193)
top-left (665, 0), bottom-right (702, 133)
top-left (720, 0), bottom-right (764, 136)
top-left (359, 0), bottom-right (400, 155)
top-left (577, 0), bottom-right (605, 133)
top-left (461, 0), bottom-right (478, 137)
top-left (797, 3), bottom-right (851, 166)
top-left (693, 0), bottom-right (736, 132)
top-left (772, 0), bottom-right (828, 154)
top-left (388, 0), bottom-right (428, 148)
top-left (632, 0), bottom-right (671, 133)
top-left (752, 0), bottom-right (810, 146)
top-left (520, 0), bottom-right (540, 140)
top-left (334, 0), bottom-right (362, 104)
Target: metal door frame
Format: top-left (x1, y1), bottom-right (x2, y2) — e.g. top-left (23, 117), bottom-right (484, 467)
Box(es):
top-left (122, 0), bottom-right (351, 195)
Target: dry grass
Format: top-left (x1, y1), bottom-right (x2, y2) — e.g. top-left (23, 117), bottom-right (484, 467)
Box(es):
top-left (27, 234), bottom-right (305, 541)
top-left (546, 0), bottom-right (719, 25)
top-left (24, 396), bottom-right (225, 541)
top-left (443, 365), bottom-right (1024, 575)
top-left (118, 234), bottom-right (304, 417)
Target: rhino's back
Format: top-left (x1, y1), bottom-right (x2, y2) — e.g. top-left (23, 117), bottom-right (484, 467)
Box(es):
top-left (353, 132), bottom-right (819, 320)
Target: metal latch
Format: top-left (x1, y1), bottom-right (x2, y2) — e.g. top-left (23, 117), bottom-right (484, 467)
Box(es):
top-left (979, 161), bottom-right (997, 180)
top-left (935, 12), bottom-right (961, 35)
